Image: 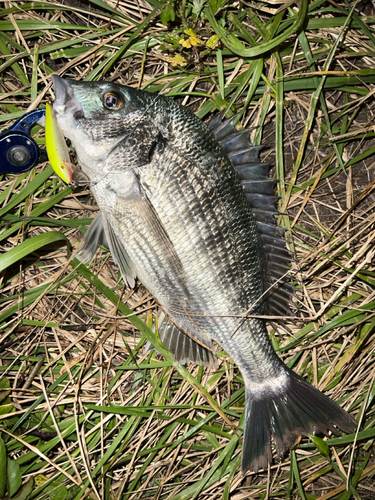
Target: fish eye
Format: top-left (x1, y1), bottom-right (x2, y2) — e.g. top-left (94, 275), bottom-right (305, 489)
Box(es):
top-left (103, 91), bottom-right (123, 110)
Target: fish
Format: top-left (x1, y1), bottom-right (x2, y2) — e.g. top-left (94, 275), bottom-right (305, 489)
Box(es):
top-left (49, 74), bottom-right (357, 472)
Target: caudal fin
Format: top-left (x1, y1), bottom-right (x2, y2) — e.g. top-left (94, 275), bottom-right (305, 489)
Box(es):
top-left (242, 368), bottom-right (357, 472)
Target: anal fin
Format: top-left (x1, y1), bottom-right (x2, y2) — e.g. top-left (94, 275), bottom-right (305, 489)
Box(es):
top-left (146, 312), bottom-right (217, 368)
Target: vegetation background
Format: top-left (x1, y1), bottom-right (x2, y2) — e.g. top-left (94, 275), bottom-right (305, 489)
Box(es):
top-left (1, 0), bottom-right (375, 498)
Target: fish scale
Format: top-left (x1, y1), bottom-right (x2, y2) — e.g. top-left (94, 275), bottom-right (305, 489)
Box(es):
top-left (110, 136), bottom-right (270, 375)
top-left (140, 148), bottom-right (259, 311)
top-left (122, 159), bottom-right (242, 332)
top-left (103, 116), bottom-right (291, 393)
top-left (50, 75), bottom-right (357, 473)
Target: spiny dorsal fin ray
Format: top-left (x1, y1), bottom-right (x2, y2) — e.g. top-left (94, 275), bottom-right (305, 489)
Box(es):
top-left (262, 243), bottom-right (290, 260)
top-left (260, 233), bottom-right (289, 247)
top-left (242, 179), bottom-right (278, 195)
top-left (219, 129), bottom-right (254, 152)
top-left (207, 111), bottom-right (226, 132)
top-left (208, 112), bottom-right (238, 139)
top-left (256, 221), bottom-right (286, 237)
top-left (252, 209), bottom-right (279, 225)
top-left (244, 194), bottom-right (280, 211)
top-left (236, 163), bottom-right (272, 180)
top-left (209, 113), bottom-right (294, 316)
top-left (228, 146), bottom-right (264, 165)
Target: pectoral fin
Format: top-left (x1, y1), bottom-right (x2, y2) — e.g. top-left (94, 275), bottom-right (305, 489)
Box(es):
top-left (102, 216), bottom-right (137, 288)
top-left (115, 174), bottom-right (189, 297)
top-left (77, 211), bottom-right (137, 288)
top-left (76, 212), bottom-right (108, 263)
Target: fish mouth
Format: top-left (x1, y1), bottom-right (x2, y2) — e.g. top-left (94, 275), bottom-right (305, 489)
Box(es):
top-left (48, 75), bottom-right (86, 184)
top-left (52, 74), bottom-right (85, 120)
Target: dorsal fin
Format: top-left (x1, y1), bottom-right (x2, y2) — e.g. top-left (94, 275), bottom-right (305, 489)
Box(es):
top-left (209, 114), bottom-right (294, 316)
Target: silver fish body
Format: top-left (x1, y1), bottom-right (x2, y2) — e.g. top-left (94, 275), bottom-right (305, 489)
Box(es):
top-left (52, 75), bottom-right (356, 472)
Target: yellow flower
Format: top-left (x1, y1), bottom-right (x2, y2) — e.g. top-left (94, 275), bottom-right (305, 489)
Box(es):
top-left (180, 38), bottom-right (192, 48)
top-left (179, 28), bottom-right (204, 48)
top-left (35, 475), bottom-right (49, 487)
top-left (206, 35), bottom-right (220, 49)
top-left (167, 54), bottom-right (187, 67)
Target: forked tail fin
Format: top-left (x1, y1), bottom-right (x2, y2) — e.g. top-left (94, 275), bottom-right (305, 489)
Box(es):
top-left (242, 367), bottom-right (357, 472)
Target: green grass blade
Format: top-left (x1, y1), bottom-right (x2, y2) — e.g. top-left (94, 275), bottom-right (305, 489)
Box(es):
top-left (0, 232), bottom-right (69, 273)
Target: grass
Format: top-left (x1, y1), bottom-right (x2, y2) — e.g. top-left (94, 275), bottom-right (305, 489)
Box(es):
top-left (1, 0), bottom-right (375, 498)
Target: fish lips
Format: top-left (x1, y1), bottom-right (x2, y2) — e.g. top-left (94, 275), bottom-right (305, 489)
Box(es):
top-left (52, 74), bottom-right (85, 121)
top-left (50, 75), bottom-right (86, 184)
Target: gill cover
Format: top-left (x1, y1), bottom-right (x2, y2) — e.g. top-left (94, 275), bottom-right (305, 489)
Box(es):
top-left (45, 102), bottom-right (73, 183)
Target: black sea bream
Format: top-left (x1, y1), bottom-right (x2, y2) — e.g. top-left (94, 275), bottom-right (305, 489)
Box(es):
top-left (51, 75), bottom-right (356, 472)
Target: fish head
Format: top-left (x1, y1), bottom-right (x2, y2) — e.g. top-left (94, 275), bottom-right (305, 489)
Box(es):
top-left (52, 75), bottom-right (156, 178)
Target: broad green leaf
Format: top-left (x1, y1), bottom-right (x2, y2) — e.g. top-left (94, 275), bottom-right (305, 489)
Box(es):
top-left (102, 6), bottom-right (160, 77)
top-left (0, 186), bottom-right (72, 243)
top-left (216, 50), bottom-right (225, 98)
top-left (11, 477), bottom-right (34, 500)
top-left (47, 481), bottom-right (68, 500)
top-left (0, 20), bottom-right (101, 31)
top-left (0, 166), bottom-right (53, 220)
top-left (7, 458), bottom-right (22, 497)
top-left (308, 435), bottom-right (330, 458)
top-left (0, 436), bottom-right (6, 497)
top-left (0, 404), bottom-right (14, 415)
top-left (190, 436), bottom-right (239, 500)
top-left (0, 34), bottom-right (29, 86)
top-left (0, 377), bottom-right (11, 404)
